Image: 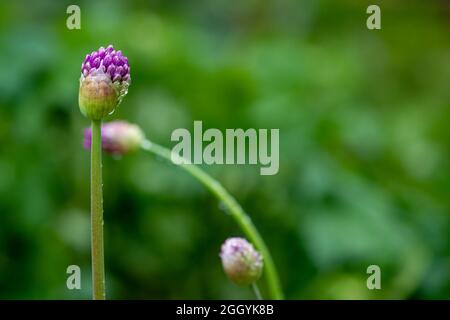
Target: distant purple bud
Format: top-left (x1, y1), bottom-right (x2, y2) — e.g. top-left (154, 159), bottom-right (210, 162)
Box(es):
top-left (220, 237), bottom-right (263, 285)
top-left (83, 121), bottom-right (144, 155)
top-left (78, 45), bottom-right (131, 120)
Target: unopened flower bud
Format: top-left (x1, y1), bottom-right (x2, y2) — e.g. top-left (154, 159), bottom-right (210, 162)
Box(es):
top-left (220, 237), bottom-right (263, 285)
top-left (79, 45), bottom-right (131, 120)
top-left (83, 121), bottom-right (144, 155)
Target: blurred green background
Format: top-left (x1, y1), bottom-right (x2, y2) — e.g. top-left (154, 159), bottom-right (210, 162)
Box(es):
top-left (0, 0), bottom-right (449, 299)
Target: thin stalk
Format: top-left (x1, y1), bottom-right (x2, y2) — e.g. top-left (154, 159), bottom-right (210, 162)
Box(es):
top-left (91, 120), bottom-right (106, 300)
top-left (252, 283), bottom-right (262, 300)
top-left (141, 140), bottom-right (283, 299)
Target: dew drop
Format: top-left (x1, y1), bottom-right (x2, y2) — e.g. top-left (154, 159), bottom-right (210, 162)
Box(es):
top-left (218, 201), bottom-right (230, 215)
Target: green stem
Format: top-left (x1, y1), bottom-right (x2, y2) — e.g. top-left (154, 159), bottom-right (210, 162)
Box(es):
top-left (141, 140), bottom-right (283, 299)
top-left (252, 283), bottom-right (262, 300)
top-left (91, 120), bottom-right (106, 300)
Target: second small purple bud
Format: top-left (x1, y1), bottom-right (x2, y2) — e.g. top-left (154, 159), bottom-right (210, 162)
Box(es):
top-left (220, 237), bottom-right (263, 286)
top-left (83, 121), bottom-right (144, 156)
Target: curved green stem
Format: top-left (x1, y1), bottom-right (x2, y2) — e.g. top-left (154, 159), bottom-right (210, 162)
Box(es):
top-left (141, 140), bottom-right (283, 299)
top-left (91, 120), bottom-right (106, 300)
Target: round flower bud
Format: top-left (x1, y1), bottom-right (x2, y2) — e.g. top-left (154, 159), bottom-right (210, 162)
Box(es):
top-left (83, 121), bottom-right (144, 155)
top-left (220, 237), bottom-right (263, 285)
top-left (79, 45), bottom-right (131, 120)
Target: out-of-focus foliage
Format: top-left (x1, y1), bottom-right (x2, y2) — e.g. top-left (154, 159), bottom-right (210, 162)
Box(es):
top-left (0, 0), bottom-right (449, 299)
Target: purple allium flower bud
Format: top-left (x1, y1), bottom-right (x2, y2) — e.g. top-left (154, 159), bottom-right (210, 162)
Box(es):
top-left (220, 237), bottom-right (263, 285)
top-left (83, 121), bottom-right (144, 155)
top-left (79, 45), bottom-right (131, 120)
